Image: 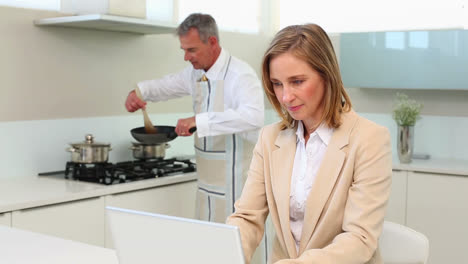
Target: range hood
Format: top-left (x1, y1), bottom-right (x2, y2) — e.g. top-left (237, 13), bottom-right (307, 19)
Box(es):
top-left (34, 14), bottom-right (176, 34)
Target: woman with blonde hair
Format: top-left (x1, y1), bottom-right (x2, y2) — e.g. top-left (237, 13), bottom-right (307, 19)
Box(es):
top-left (227, 24), bottom-right (392, 264)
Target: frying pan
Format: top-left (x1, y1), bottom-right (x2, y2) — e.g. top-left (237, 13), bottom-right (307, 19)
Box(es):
top-left (131, 126), bottom-right (197, 144)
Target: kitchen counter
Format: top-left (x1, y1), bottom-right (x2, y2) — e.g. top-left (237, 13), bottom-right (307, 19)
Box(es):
top-left (0, 225), bottom-right (118, 264)
top-left (1, 157), bottom-right (467, 213)
top-left (0, 172), bottom-right (197, 213)
top-left (392, 157), bottom-right (468, 176)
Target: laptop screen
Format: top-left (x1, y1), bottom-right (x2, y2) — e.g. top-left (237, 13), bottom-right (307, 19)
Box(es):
top-left (106, 206), bottom-right (245, 264)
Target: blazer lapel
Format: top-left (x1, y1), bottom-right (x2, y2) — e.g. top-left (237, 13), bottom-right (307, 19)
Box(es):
top-left (298, 111), bottom-right (358, 253)
top-left (271, 128), bottom-right (298, 258)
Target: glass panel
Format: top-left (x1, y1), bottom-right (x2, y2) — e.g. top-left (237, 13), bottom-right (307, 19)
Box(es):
top-left (409, 32), bottom-right (429, 49)
top-left (385, 32), bottom-right (405, 50)
top-left (340, 30), bottom-right (468, 90)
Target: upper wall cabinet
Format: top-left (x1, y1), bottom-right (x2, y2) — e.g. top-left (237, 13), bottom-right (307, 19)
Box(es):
top-left (339, 29), bottom-right (468, 90)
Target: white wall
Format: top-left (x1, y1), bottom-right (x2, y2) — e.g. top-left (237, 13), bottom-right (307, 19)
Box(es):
top-left (0, 6), bottom-right (271, 122)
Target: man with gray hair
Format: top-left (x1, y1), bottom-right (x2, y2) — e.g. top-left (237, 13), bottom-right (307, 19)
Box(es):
top-left (125, 13), bottom-right (264, 224)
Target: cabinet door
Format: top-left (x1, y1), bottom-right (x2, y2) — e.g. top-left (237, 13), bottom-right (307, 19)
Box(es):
top-left (0, 212), bottom-right (11, 227)
top-left (385, 170), bottom-right (407, 225)
top-left (407, 171), bottom-right (468, 264)
top-left (12, 197), bottom-right (105, 246)
top-left (105, 180), bottom-right (197, 247)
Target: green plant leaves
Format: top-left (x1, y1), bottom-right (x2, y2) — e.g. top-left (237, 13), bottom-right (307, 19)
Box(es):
top-left (392, 93), bottom-right (423, 126)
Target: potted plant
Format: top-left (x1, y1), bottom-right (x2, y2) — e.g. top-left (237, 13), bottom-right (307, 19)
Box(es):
top-left (392, 93), bottom-right (423, 163)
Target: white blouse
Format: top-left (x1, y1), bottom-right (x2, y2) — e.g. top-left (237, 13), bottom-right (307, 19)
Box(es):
top-left (290, 121), bottom-right (334, 252)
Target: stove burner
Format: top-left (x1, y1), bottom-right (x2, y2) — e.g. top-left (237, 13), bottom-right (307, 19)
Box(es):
top-left (65, 162), bottom-right (115, 185)
top-left (64, 158), bottom-right (195, 185)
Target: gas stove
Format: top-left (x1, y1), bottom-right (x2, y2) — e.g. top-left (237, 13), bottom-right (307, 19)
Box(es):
top-left (39, 157), bottom-right (196, 185)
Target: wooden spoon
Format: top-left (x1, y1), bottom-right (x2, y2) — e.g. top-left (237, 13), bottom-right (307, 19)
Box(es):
top-left (134, 88), bottom-right (157, 134)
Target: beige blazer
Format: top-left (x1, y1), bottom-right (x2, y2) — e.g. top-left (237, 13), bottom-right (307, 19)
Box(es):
top-left (227, 110), bottom-right (392, 264)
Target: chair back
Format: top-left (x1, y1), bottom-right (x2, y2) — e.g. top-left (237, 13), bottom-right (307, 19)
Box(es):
top-left (379, 221), bottom-right (429, 264)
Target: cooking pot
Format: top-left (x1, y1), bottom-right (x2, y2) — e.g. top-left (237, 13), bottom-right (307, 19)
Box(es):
top-left (131, 126), bottom-right (196, 144)
top-left (66, 134), bottom-right (112, 163)
top-left (130, 142), bottom-right (170, 160)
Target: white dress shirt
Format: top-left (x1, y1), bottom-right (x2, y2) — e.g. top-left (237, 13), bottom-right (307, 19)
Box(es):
top-left (137, 48), bottom-right (264, 142)
top-left (290, 121), bottom-right (334, 251)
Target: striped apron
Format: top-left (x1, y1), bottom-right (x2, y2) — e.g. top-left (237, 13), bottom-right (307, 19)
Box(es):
top-left (192, 57), bottom-right (255, 223)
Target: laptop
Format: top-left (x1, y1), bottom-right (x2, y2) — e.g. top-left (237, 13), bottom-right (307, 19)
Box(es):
top-left (106, 206), bottom-right (245, 264)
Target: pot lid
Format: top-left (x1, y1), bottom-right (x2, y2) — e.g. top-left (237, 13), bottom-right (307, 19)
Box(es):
top-left (71, 134), bottom-right (110, 147)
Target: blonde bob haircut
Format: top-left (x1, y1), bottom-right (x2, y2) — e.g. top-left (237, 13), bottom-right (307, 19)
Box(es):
top-left (262, 23), bottom-right (352, 130)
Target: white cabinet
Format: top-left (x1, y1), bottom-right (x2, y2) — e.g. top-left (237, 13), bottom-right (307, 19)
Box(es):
top-left (105, 180), bottom-right (197, 217)
top-left (0, 212), bottom-right (11, 226)
top-left (406, 171), bottom-right (468, 264)
top-left (12, 197), bottom-right (105, 246)
top-left (385, 170), bottom-right (407, 225)
top-left (105, 180), bottom-right (197, 247)
top-left (7, 179), bottom-right (197, 249)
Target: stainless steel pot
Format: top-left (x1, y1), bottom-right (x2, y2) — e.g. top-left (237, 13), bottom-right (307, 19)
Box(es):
top-left (67, 134), bottom-right (112, 163)
top-left (130, 142), bottom-right (170, 160)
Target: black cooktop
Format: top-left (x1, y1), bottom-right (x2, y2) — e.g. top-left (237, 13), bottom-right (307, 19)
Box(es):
top-left (38, 158), bottom-right (196, 185)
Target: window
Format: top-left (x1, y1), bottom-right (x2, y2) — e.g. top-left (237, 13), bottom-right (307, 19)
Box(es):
top-left (463, 0), bottom-right (468, 29)
top-left (0, 0), bottom-right (59, 10)
top-left (146, 0), bottom-right (174, 22)
top-left (177, 0), bottom-right (261, 34)
top-left (279, 0), bottom-right (464, 33)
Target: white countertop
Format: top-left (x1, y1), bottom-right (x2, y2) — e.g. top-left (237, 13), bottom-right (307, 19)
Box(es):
top-left (1, 157), bottom-right (467, 214)
top-left (0, 172), bottom-right (197, 213)
top-left (0, 225), bottom-right (118, 264)
top-left (392, 157), bottom-right (468, 176)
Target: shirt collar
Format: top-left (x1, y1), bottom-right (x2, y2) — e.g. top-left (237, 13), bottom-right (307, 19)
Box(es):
top-left (295, 121), bottom-right (334, 145)
top-left (204, 48), bottom-right (227, 80)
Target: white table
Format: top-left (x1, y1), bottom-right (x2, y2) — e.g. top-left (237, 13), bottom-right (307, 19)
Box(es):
top-left (0, 225), bottom-right (118, 264)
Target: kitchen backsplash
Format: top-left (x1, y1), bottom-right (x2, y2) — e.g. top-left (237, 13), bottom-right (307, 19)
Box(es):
top-left (358, 112), bottom-right (468, 161)
top-left (1, 109), bottom-right (467, 179)
top-left (0, 113), bottom-right (196, 178)
top-left (267, 109), bottom-right (468, 161)
top-left (265, 110), bottom-right (468, 162)
top-left (265, 110), bottom-right (468, 161)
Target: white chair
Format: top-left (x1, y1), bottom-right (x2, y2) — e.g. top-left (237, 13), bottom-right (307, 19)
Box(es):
top-left (379, 221), bottom-right (429, 264)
